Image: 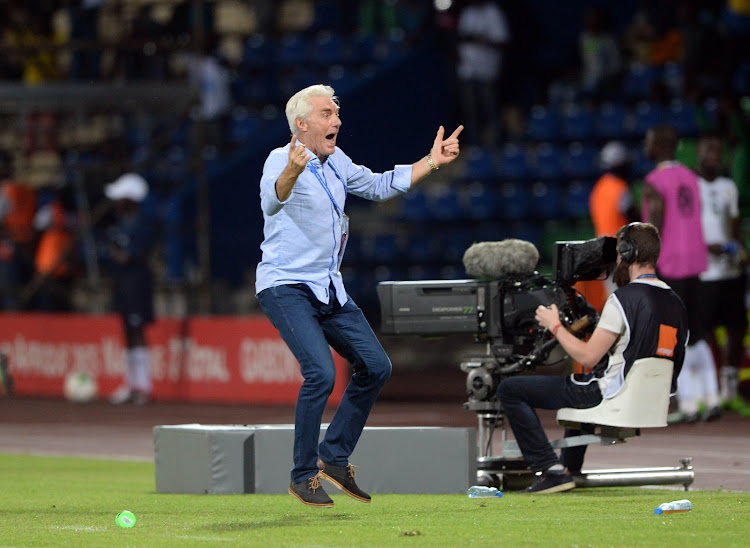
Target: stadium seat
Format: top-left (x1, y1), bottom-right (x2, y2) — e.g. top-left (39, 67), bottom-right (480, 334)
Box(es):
top-left (440, 228), bottom-right (475, 264)
top-left (499, 143), bottom-right (530, 180)
top-left (242, 34), bottom-right (274, 69)
top-left (530, 181), bottom-right (563, 220)
top-left (594, 102), bottom-right (627, 140)
top-left (563, 142), bottom-right (598, 179)
top-left (631, 145), bottom-right (655, 177)
top-left (531, 143), bottom-right (564, 180)
top-left (668, 99), bottom-right (698, 137)
top-left (278, 34), bottom-right (310, 66)
top-left (465, 182), bottom-right (497, 221)
top-left (228, 108), bottom-right (262, 144)
top-left (463, 146), bottom-right (500, 180)
top-left (622, 64), bottom-right (659, 100)
top-left (498, 182), bottom-right (532, 220)
top-left (312, 31), bottom-right (347, 66)
top-left (662, 62), bottom-right (684, 96)
top-left (405, 232), bottom-right (439, 263)
top-left (630, 101), bottom-right (666, 137)
top-left (428, 189), bottom-right (462, 221)
top-left (352, 34), bottom-right (377, 64)
top-left (563, 181), bottom-right (593, 218)
top-left (359, 233), bottom-right (401, 263)
top-left (400, 191), bottom-right (429, 221)
top-left (560, 104), bottom-right (594, 141)
top-left (524, 105), bottom-right (560, 141)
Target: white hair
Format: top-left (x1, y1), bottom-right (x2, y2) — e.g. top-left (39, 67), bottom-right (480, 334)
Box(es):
top-left (285, 84), bottom-right (337, 135)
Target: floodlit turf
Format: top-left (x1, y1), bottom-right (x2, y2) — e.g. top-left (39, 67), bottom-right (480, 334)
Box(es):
top-left (1, 454), bottom-right (748, 547)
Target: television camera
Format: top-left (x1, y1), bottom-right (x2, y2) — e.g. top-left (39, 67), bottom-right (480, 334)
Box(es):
top-left (376, 236), bottom-right (618, 486)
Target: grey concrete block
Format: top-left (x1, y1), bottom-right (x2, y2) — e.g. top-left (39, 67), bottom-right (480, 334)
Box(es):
top-left (154, 424), bottom-right (476, 495)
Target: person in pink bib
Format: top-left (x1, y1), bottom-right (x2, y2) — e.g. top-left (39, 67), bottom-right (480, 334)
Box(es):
top-left (642, 124), bottom-right (715, 423)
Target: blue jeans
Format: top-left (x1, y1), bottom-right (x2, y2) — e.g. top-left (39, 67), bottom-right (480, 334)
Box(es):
top-left (497, 375), bottom-right (602, 473)
top-left (257, 283), bottom-right (392, 484)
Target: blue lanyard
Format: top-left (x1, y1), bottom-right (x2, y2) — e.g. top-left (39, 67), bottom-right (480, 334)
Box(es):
top-left (636, 274), bottom-right (657, 279)
top-left (308, 160), bottom-right (347, 215)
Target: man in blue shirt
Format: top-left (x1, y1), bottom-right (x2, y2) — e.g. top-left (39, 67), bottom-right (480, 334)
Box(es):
top-left (256, 84), bottom-right (463, 507)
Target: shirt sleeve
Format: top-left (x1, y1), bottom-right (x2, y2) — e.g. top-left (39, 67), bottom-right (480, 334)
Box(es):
top-left (727, 179), bottom-right (740, 219)
top-left (259, 148), bottom-right (291, 216)
top-left (337, 149), bottom-right (412, 202)
top-left (597, 294), bottom-right (625, 335)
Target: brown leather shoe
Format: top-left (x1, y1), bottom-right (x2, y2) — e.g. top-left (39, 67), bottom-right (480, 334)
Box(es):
top-left (288, 473), bottom-right (334, 507)
top-left (317, 459), bottom-right (371, 503)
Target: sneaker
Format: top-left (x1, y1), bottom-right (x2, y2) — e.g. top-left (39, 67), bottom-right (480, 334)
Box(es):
top-left (288, 473), bottom-right (334, 507)
top-left (667, 411), bottom-right (699, 425)
top-left (701, 406), bottom-right (722, 422)
top-left (109, 385), bottom-right (134, 405)
top-left (317, 459), bottom-right (371, 503)
top-left (522, 471), bottom-right (576, 494)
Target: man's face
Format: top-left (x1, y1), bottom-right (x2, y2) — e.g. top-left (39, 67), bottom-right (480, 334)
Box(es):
top-left (697, 138), bottom-right (722, 179)
top-left (296, 95), bottom-right (341, 159)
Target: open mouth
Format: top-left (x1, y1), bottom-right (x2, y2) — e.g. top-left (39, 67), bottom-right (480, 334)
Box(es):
top-left (325, 133), bottom-right (336, 144)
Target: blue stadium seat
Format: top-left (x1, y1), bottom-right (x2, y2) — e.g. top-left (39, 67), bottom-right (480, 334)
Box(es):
top-left (525, 105), bottom-right (560, 141)
top-left (662, 62), bottom-right (684, 96)
top-left (463, 146), bottom-right (500, 180)
top-left (668, 99), bottom-right (698, 137)
top-left (406, 264), bottom-right (440, 281)
top-left (405, 232), bottom-right (439, 263)
top-left (531, 144), bottom-right (564, 180)
top-left (428, 189), bottom-right (462, 221)
top-left (564, 142), bottom-right (598, 179)
top-left (352, 34), bottom-right (377, 64)
top-left (400, 191), bottom-right (429, 221)
top-left (630, 101), bottom-right (666, 137)
top-left (278, 34), bottom-right (310, 66)
top-left (531, 181), bottom-right (563, 220)
top-left (359, 233), bottom-right (401, 263)
top-left (465, 183), bottom-right (497, 220)
top-left (312, 32), bottom-right (347, 66)
top-left (326, 65), bottom-right (357, 95)
top-left (560, 104), bottom-right (594, 141)
top-left (242, 34), bottom-right (274, 69)
top-left (228, 107), bottom-right (262, 144)
top-left (564, 181), bottom-right (593, 218)
top-left (631, 145), bottom-right (655, 177)
top-left (440, 228), bottom-right (475, 264)
top-left (498, 182), bottom-right (532, 220)
top-left (623, 64), bottom-right (660, 100)
top-left (499, 143), bottom-right (530, 180)
top-left (595, 102), bottom-right (627, 140)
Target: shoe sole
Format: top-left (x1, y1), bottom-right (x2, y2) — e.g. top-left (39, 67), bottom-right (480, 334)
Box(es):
top-left (319, 472), bottom-right (371, 503)
top-left (287, 486), bottom-right (334, 508)
top-left (526, 481), bottom-right (576, 495)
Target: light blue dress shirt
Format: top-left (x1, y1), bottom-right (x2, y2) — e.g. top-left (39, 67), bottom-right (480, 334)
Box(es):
top-left (256, 143), bottom-right (413, 305)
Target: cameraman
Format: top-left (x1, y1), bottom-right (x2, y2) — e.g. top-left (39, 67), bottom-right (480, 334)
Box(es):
top-left (497, 222), bottom-right (688, 494)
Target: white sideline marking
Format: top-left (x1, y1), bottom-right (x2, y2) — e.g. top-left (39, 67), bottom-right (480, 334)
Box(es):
top-left (48, 526), bottom-right (108, 532)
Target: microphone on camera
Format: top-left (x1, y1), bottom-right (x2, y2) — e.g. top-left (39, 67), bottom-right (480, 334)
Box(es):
top-left (462, 239), bottom-right (540, 279)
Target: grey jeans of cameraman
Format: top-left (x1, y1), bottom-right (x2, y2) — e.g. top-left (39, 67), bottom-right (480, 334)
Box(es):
top-left (497, 375), bottom-right (603, 473)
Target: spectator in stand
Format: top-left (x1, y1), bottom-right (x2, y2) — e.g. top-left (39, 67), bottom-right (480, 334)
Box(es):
top-left (185, 34), bottom-right (231, 155)
top-left (696, 133), bottom-right (750, 415)
top-left (0, 156), bottom-right (37, 311)
top-left (588, 141), bottom-right (637, 308)
top-left (578, 7), bottom-right (622, 102)
top-left (30, 196), bottom-right (76, 312)
top-left (641, 124), bottom-right (718, 423)
top-left (456, 0), bottom-right (510, 147)
top-left (591, 142), bottom-right (637, 238)
top-left (102, 173), bottom-right (155, 406)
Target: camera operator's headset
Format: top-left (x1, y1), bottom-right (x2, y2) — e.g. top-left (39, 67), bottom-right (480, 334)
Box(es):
top-left (618, 222), bottom-right (641, 265)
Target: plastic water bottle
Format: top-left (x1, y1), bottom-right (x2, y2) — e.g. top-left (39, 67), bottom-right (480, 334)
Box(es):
top-left (654, 499), bottom-right (692, 515)
top-left (468, 486), bottom-right (503, 498)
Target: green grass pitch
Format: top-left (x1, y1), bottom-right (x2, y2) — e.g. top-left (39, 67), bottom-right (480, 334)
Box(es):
top-left (1, 453), bottom-right (748, 547)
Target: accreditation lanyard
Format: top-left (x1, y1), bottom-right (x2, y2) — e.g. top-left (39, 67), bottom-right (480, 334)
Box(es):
top-left (308, 161), bottom-right (349, 270)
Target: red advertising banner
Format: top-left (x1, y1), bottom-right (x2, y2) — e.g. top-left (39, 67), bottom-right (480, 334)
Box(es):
top-left (0, 313), bottom-right (348, 405)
